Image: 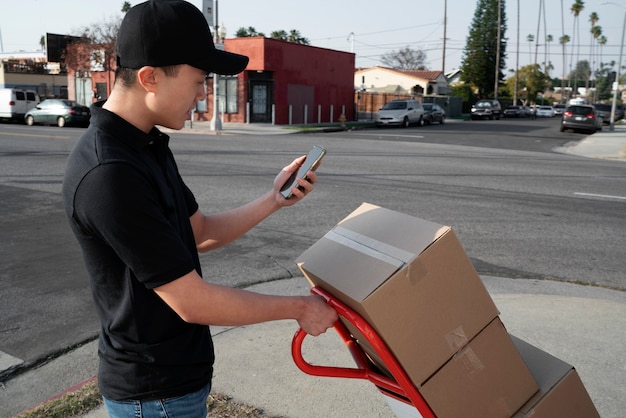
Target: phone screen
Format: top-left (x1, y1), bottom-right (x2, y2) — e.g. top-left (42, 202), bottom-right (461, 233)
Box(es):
top-left (280, 145), bottom-right (327, 199)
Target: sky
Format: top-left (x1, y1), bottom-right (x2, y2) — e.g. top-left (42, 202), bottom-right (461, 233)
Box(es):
top-left (2, 0), bottom-right (626, 79)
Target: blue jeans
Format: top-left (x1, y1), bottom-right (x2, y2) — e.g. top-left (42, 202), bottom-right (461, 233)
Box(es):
top-left (103, 383), bottom-right (211, 418)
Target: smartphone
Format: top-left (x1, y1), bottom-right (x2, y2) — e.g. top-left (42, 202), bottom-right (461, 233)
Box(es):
top-left (280, 145), bottom-right (327, 199)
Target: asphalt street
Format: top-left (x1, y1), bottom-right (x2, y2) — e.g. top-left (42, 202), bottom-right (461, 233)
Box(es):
top-left (0, 118), bottom-right (624, 417)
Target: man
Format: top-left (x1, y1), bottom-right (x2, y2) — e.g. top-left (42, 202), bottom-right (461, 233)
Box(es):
top-left (62, 1), bottom-right (337, 417)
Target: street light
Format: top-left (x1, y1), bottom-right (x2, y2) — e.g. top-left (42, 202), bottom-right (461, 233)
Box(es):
top-left (602, 2), bottom-right (626, 131)
top-left (209, 1), bottom-right (222, 131)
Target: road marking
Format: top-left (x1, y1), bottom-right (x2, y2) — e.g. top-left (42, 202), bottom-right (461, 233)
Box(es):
top-left (575, 192), bottom-right (626, 201)
top-left (0, 131), bottom-right (71, 139)
top-left (0, 350), bottom-right (24, 372)
top-left (357, 133), bottom-right (425, 139)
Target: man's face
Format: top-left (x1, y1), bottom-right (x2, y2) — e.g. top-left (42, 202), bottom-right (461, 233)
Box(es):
top-left (153, 65), bottom-right (208, 130)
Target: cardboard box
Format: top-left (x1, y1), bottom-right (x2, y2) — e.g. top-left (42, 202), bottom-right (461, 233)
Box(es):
top-left (511, 336), bottom-right (600, 418)
top-left (421, 319), bottom-right (538, 418)
top-left (296, 203), bottom-right (500, 386)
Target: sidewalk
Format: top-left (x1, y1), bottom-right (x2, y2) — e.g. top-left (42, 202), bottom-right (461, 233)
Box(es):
top-left (3, 122), bottom-right (625, 418)
top-left (3, 276), bottom-right (625, 418)
top-left (555, 123), bottom-right (626, 161)
top-left (175, 119), bottom-right (626, 162)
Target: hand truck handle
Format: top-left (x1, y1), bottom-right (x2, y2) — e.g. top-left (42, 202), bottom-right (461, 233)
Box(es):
top-left (291, 287), bottom-right (436, 417)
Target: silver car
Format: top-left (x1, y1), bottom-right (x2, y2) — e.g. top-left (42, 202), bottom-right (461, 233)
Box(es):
top-left (375, 99), bottom-right (424, 128)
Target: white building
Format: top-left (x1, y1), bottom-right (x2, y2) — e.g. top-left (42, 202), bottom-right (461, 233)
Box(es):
top-left (355, 66), bottom-right (450, 96)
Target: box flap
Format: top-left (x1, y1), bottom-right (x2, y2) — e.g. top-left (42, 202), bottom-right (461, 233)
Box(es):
top-left (296, 203), bottom-right (449, 302)
top-left (336, 203), bottom-right (449, 255)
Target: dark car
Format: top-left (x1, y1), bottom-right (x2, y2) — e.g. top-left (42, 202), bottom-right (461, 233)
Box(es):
top-left (503, 105), bottom-right (526, 118)
top-left (592, 103), bottom-right (625, 124)
top-left (615, 105), bottom-right (624, 121)
top-left (24, 99), bottom-right (90, 127)
top-left (470, 99), bottom-right (502, 120)
top-left (592, 103), bottom-right (613, 125)
top-left (422, 103), bottom-right (445, 124)
top-left (560, 105), bottom-right (603, 134)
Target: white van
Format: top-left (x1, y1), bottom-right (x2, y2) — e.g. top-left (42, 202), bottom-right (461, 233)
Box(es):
top-left (0, 88), bottom-right (41, 122)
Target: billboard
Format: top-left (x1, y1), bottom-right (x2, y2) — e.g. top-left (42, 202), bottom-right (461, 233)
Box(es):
top-left (46, 33), bottom-right (82, 63)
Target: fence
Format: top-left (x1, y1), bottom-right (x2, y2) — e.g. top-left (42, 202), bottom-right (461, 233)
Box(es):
top-left (354, 91), bottom-right (463, 120)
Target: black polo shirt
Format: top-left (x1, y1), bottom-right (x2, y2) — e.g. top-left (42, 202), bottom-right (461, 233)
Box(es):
top-left (62, 103), bottom-right (214, 400)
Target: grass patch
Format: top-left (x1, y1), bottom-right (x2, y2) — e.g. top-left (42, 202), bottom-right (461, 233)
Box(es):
top-left (15, 379), bottom-right (282, 418)
top-left (16, 379), bottom-right (102, 418)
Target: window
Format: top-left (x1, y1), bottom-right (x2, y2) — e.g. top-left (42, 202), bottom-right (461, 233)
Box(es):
top-left (217, 76), bottom-right (239, 114)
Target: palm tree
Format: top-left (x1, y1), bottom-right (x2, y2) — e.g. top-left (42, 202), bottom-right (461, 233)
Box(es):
top-left (560, 34), bottom-right (571, 99)
top-left (598, 35), bottom-right (607, 74)
top-left (587, 12), bottom-right (599, 92)
top-left (571, 0), bottom-right (585, 96)
top-left (527, 34), bottom-right (535, 61)
top-left (591, 25), bottom-right (602, 91)
top-left (546, 34), bottom-right (553, 76)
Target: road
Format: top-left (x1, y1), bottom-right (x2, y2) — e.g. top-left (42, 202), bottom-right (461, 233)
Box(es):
top-left (1, 117), bottom-right (625, 377)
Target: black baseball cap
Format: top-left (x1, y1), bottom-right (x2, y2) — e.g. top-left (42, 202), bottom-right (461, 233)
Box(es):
top-left (116, 0), bottom-right (249, 75)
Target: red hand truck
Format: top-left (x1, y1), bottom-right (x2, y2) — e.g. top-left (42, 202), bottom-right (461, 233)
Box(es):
top-left (291, 286), bottom-right (436, 418)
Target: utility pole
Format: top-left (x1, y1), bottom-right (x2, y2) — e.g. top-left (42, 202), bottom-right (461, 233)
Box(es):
top-left (442, 0), bottom-right (447, 74)
top-left (514, 0), bottom-right (519, 105)
top-left (494, 0), bottom-right (502, 99)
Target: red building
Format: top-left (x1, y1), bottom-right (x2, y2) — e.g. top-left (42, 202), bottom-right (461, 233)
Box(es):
top-left (67, 37), bottom-right (355, 126)
top-left (213, 37), bottom-right (355, 124)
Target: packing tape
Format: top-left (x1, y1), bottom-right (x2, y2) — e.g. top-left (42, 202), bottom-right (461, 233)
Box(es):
top-left (325, 226), bottom-right (415, 269)
top-left (445, 326), bottom-right (469, 352)
top-left (455, 346), bottom-right (485, 376)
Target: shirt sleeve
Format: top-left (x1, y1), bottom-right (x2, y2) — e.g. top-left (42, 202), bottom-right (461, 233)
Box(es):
top-left (72, 161), bottom-right (198, 288)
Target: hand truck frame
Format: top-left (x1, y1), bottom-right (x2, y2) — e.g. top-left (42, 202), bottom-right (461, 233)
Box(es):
top-left (292, 286), bottom-right (436, 418)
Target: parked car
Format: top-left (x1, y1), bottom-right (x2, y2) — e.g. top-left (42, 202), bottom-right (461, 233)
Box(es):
top-left (422, 103), bottom-right (445, 124)
top-left (503, 105), bottom-right (526, 118)
top-left (375, 99), bottom-right (424, 128)
top-left (536, 105), bottom-right (555, 117)
top-left (470, 99), bottom-right (502, 120)
top-left (0, 88), bottom-right (40, 122)
top-left (560, 105), bottom-right (602, 134)
top-left (24, 99), bottom-right (90, 127)
top-left (553, 104), bottom-right (566, 116)
top-left (593, 103), bottom-right (614, 125)
top-left (608, 104), bottom-right (623, 122)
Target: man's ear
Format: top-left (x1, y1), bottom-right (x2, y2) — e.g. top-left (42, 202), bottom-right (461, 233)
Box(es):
top-left (136, 66), bottom-right (159, 93)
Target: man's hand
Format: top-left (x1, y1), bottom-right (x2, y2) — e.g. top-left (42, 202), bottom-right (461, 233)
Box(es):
top-left (296, 295), bottom-right (338, 336)
top-left (273, 156), bottom-right (318, 206)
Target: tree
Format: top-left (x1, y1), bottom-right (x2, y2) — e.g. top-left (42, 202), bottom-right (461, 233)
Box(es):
top-left (545, 34), bottom-right (553, 76)
top-left (236, 27), bottom-right (310, 45)
top-left (587, 12), bottom-right (599, 91)
top-left (569, 59), bottom-right (591, 93)
top-left (270, 29), bottom-right (310, 45)
top-left (460, 0), bottom-right (507, 98)
top-left (235, 27), bottom-right (265, 37)
top-left (380, 46), bottom-right (427, 70)
top-left (63, 15), bottom-right (122, 75)
top-left (504, 64), bottom-right (550, 103)
top-left (527, 34), bottom-right (534, 59)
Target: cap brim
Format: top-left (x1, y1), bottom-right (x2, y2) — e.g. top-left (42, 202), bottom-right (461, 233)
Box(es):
top-left (196, 50), bottom-right (249, 75)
